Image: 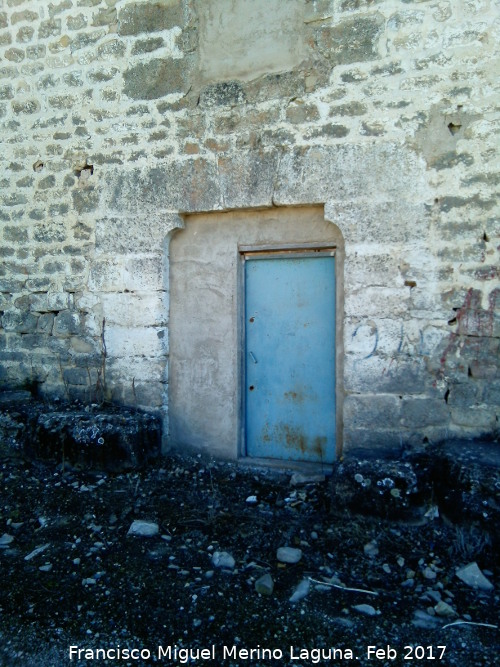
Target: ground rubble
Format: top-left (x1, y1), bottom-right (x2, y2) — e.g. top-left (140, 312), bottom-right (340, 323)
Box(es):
top-left (0, 391), bottom-right (161, 472)
top-left (0, 461), bottom-right (498, 666)
top-left (331, 440), bottom-right (500, 547)
top-left (0, 394), bottom-right (499, 666)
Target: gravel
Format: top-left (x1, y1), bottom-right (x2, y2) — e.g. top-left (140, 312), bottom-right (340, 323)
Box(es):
top-left (0, 453), bottom-right (498, 666)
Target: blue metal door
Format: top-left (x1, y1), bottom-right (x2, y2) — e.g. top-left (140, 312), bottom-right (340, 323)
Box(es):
top-left (244, 252), bottom-right (336, 463)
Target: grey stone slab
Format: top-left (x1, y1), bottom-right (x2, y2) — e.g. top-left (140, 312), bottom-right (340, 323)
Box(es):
top-left (123, 58), bottom-right (188, 100)
top-left (106, 160), bottom-right (221, 214)
top-left (274, 144), bottom-right (428, 205)
top-left (218, 151), bottom-right (278, 210)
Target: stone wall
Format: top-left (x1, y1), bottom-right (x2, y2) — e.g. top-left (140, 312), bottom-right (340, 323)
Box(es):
top-left (0, 0), bottom-right (498, 458)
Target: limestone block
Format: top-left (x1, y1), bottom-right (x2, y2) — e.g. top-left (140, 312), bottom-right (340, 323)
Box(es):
top-left (107, 357), bottom-right (166, 384)
top-left (305, 123), bottom-right (349, 139)
top-left (274, 144), bottom-right (428, 206)
top-left (72, 187), bottom-right (100, 214)
top-left (53, 310), bottom-right (83, 338)
top-left (344, 394), bottom-right (402, 430)
top-left (199, 81), bottom-right (246, 108)
top-left (345, 318), bottom-right (412, 358)
top-left (123, 380), bottom-right (164, 409)
top-left (400, 397), bottom-right (449, 428)
top-left (2, 311), bottom-right (38, 333)
top-left (37, 313), bottom-right (55, 334)
top-left (70, 337), bottom-right (96, 355)
top-left (483, 382), bottom-right (500, 406)
top-left (38, 19), bottom-right (61, 40)
top-left (33, 222), bottom-right (67, 244)
top-left (217, 151), bottom-right (278, 210)
top-left (315, 15), bottom-right (384, 66)
top-left (344, 252), bottom-right (404, 289)
top-left (5, 48), bottom-right (24, 63)
top-left (101, 292), bottom-right (166, 328)
top-left (343, 428), bottom-right (405, 457)
top-left (118, 1), bottom-right (184, 36)
top-left (104, 325), bottom-right (168, 359)
top-left (344, 355), bottom-right (430, 395)
top-left (67, 14), bottom-right (87, 32)
top-left (197, 0), bottom-right (305, 84)
top-left (242, 71), bottom-right (306, 104)
top-left (63, 368), bottom-right (91, 386)
top-left (95, 213), bottom-right (181, 254)
top-left (92, 6), bottom-right (117, 27)
top-left (3, 225), bottom-right (28, 243)
top-left (88, 259), bottom-right (124, 292)
top-left (123, 255), bottom-right (164, 292)
top-left (345, 287), bottom-right (410, 318)
top-left (450, 407), bottom-right (497, 429)
top-left (106, 161), bottom-right (221, 214)
top-left (131, 37), bottom-right (164, 56)
top-left (29, 292), bottom-right (71, 313)
top-left (97, 39), bottom-right (126, 60)
top-left (123, 58), bottom-right (188, 100)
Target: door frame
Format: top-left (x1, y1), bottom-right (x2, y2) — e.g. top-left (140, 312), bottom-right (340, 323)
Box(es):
top-left (238, 242), bottom-right (339, 463)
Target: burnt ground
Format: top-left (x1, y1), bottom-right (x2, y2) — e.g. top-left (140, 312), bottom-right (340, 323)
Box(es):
top-left (0, 451), bottom-right (498, 667)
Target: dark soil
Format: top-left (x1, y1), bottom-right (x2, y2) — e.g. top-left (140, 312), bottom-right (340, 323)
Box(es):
top-left (0, 454), bottom-right (498, 667)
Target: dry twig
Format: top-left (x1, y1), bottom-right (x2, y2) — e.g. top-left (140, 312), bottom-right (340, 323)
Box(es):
top-left (308, 577), bottom-right (378, 596)
top-left (442, 620), bottom-right (498, 630)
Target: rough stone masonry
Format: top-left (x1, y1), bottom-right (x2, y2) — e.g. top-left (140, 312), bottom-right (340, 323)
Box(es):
top-left (0, 0), bottom-right (498, 460)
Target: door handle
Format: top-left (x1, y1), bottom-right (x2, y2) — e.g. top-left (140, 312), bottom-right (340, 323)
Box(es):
top-left (249, 351), bottom-right (258, 364)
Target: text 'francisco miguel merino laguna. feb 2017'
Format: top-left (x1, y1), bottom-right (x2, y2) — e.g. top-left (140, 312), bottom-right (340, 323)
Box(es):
top-left (69, 644), bottom-right (447, 662)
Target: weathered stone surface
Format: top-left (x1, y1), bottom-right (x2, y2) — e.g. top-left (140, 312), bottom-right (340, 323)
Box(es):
top-left (200, 81), bottom-right (246, 108)
top-left (123, 58), bottom-right (187, 100)
top-left (0, 84), bottom-right (14, 100)
top-left (38, 19), bottom-right (61, 39)
top-left (333, 441), bottom-right (500, 545)
top-left (277, 547), bottom-right (302, 564)
top-left (92, 6), bottom-right (117, 27)
top-left (107, 160), bottom-right (220, 213)
top-left (344, 394), bottom-right (402, 430)
top-left (316, 15), bottom-right (384, 66)
top-left (2, 311), bottom-right (38, 333)
top-left (212, 551), bottom-right (235, 569)
top-left (0, 390), bottom-right (33, 406)
top-left (456, 562), bottom-right (494, 591)
top-left (127, 520), bottom-right (159, 537)
top-left (400, 397), bottom-right (449, 428)
top-left (274, 144), bottom-right (427, 205)
top-left (5, 47), bottom-right (24, 62)
top-left (72, 187), bottom-right (100, 213)
top-left (0, 397), bottom-right (161, 471)
top-left (131, 37), bottom-right (164, 56)
top-left (428, 440), bottom-right (500, 542)
top-left (53, 310), bottom-right (83, 337)
top-left (217, 151), bottom-right (277, 209)
top-left (95, 213), bottom-right (179, 254)
top-left (97, 38), bottom-right (126, 59)
top-left (118, 1), bottom-right (184, 36)
top-left (255, 573), bottom-right (274, 596)
top-left (197, 0), bottom-right (305, 84)
top-left (306, 123), bottom-right (349, 139)
top-left (332, 458), bottom-right (432, 522)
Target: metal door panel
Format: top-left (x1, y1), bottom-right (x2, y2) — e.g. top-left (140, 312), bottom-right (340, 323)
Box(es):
top-left (244, 254), bottom-right (335, 463)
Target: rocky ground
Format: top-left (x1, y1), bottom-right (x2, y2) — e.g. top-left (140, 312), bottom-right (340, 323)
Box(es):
top-left (0, 450), bottom-right (498, 667)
